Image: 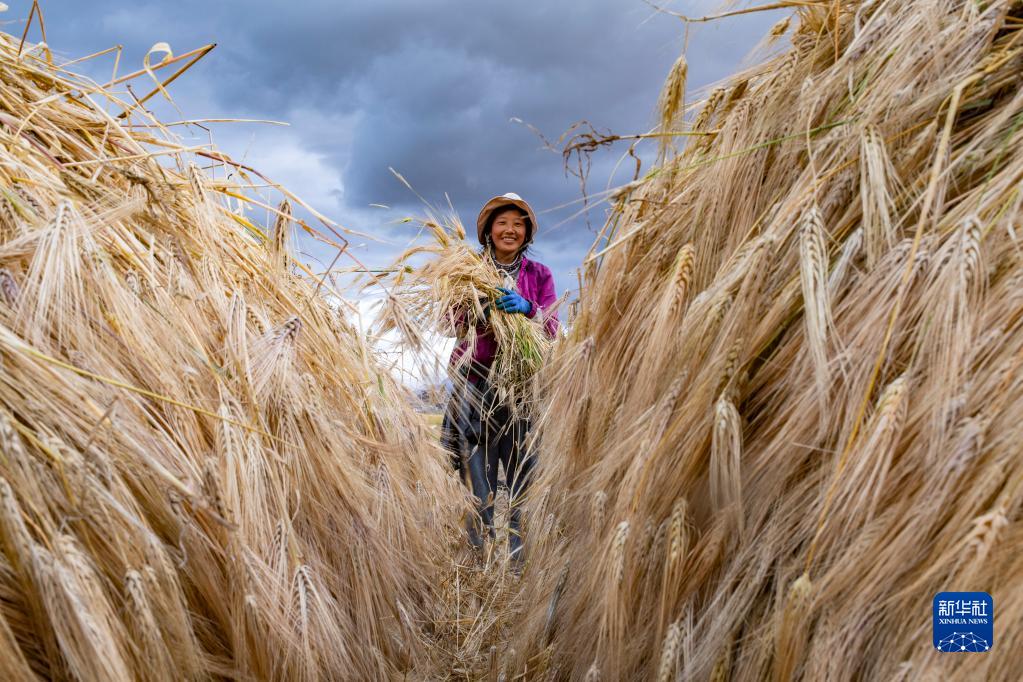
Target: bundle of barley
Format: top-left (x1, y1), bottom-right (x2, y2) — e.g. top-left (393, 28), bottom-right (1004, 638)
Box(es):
top-left (376, 211), bottom-right (552, 414)
top-left (511, 1), bottom-right (1023, 679)
top-left (0, 30), bottom-right (464, 681)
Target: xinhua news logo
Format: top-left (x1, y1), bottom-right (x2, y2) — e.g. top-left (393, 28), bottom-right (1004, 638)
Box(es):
top-left (933, 592), bottom-right (993, 652)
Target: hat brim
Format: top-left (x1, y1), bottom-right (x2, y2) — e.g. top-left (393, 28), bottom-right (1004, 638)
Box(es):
top-left (476, 196), bottom-right (538, 245)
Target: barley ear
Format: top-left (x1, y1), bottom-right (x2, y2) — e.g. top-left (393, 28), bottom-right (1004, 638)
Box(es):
top-left (798, 206), bottom-right (833, 427)
top-left (656, 620), bottom-right (683, 682)
top-left (657, 54), bottom-right (688, 160)
top-left (711, 398), bottom-right (743, 535)
top-left (272, 198), bottom-right (293, 271)
top-left (773, 572), bottom-right (813, 682)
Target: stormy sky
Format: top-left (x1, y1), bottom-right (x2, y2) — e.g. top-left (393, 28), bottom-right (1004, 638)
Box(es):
top-left (6, 1), bottom-right (785, 382)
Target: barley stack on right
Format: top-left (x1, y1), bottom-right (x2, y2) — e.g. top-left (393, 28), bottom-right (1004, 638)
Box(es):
top-left (511, 1), bottom-right (1023, 679)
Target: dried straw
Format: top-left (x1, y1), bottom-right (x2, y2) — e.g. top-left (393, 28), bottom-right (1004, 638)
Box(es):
top-left (0, 29), bottom-right (465, 680)
top-left (511, 1), bottom-right (1023, 679)
top-left (375, 210), bottom-right (554, 415)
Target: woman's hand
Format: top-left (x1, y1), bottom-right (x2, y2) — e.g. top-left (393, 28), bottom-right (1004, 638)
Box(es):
top-left (495, 287), bottom-right (533, 315)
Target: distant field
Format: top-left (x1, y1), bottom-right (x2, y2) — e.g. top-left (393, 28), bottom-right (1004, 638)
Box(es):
top-left (424, 412), bottom-right (443, 433)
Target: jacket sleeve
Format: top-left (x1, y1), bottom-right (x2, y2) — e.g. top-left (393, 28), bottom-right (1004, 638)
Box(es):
top-left (525, 266), bottom-right (560, 339)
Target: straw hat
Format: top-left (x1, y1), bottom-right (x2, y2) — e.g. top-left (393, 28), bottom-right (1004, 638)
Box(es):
top-left (475, 192), bottom-right (538, 245)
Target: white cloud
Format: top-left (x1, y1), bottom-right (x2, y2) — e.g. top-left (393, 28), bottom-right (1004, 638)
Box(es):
top-left (206, 124), bottom-right (345, 217)
top-left (347, 293), bottom-right (455, 390)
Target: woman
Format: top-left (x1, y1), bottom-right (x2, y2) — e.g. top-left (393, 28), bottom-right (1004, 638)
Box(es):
top-left (441, 192), bottom-right (559, 561)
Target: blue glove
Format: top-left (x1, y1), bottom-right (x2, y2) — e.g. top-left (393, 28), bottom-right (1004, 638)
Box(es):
top-left (495, 287), bottom-right (533, 315)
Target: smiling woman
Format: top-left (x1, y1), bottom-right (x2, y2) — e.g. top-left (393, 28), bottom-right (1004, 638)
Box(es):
top-left (441, 192), bottom-right (559, 564)
top-left (488, 205), bottom-right (528, 263)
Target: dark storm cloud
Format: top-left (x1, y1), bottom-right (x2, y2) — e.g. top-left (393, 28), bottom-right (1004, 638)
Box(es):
top-left (27, 0), bottom-right (785, 292)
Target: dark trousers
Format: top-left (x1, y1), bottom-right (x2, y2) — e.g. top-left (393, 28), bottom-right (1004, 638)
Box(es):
top-left (441, 376), bottom-right (535, 552)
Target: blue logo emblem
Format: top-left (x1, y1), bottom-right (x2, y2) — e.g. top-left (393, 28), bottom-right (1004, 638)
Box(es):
top-left (933, 592), bottom-right (993, 652)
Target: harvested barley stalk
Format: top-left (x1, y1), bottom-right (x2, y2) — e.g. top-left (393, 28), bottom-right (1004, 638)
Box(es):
top-left (376, 211), bottom-right (552, 414)
top-left (509, 1), bottom-right (1023, 680)
top-left (0, 28), bottom-right (464, 681)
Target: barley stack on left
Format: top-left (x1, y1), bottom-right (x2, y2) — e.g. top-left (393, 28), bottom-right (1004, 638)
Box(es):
top-left (0, 29), bottom-right (465, 681)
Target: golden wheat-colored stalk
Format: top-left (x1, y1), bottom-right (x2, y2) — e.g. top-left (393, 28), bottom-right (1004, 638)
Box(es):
top-left (0, 27), bottom-right (466, 680)
top-left (507, 2), bottom-right (1023, 679)
top-left (374, 211), bottom-right (553, 415)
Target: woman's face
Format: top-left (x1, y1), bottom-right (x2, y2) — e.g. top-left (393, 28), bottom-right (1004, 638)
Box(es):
top-left (490, 208), bottom-right (527, 261)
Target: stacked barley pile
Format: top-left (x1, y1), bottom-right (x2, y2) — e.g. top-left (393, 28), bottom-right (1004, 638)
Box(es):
top-left (511, 1), bottom-right (1022, 679)
top-left (0, 32), bottom-right (463, 681)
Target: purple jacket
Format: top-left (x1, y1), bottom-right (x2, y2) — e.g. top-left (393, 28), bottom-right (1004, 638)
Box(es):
top-left (449, 256), bottom-right (559, 382)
